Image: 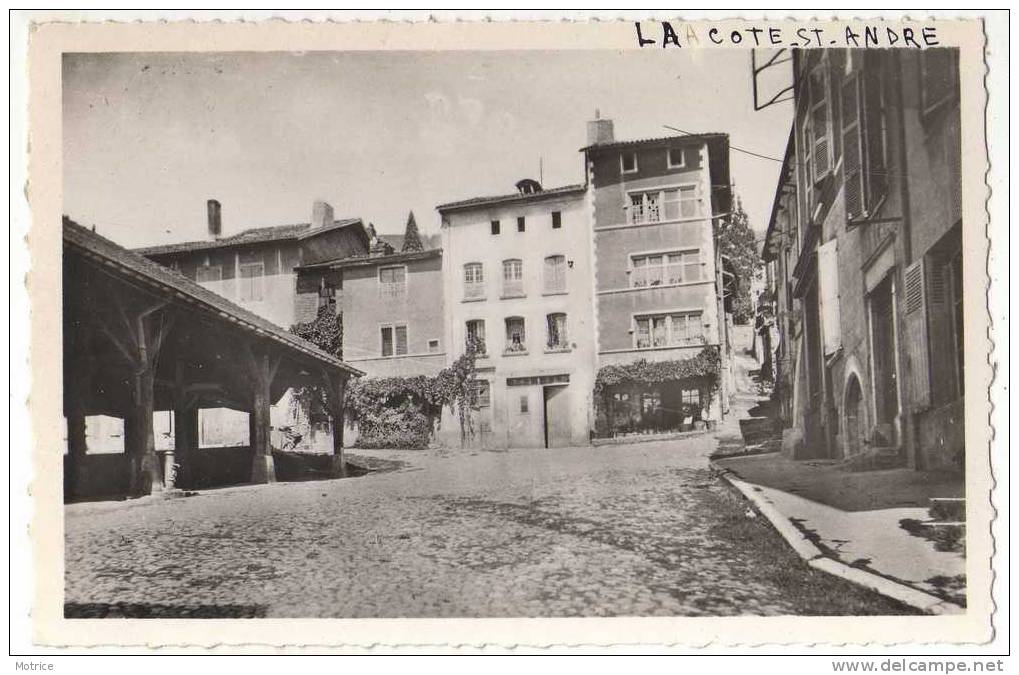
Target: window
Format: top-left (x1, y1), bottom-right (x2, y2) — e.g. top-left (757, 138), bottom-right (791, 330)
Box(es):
top-left (239, 262), bottom-right (264, 302)
top-left (546, 313), bottom-right (569, 351)
top-left (681, 389), bottom-right (701, 406)
top-left (843, 57), bottom-right (889, 226)
top-left (552, 211), bottom-right (562, 229)
top-left (381, 324), bottom-right (408, 357)
top-left (807, 62), bottom-right (832, 183)
top-left (428, 339), bottom-right (440, 353)
top-left (491, 219), bottom-right (501, 235)
top-left (519, 395), bottom-right (529, 414)
top-left (466, 319), bottom-right (486, 355)
top-left (463, 262), bottom-right (485, 299)
top-left (474, 380), bottom-right (491, 408)
top-left (630, 250), bottom-right (701, 288)
top-left (634, 311), bottom-right (703, 348)
top-left (517, 216), bottom-right (526, 232)
top-left (667, 147), bottom-right (685, 169)
top-left (502, 259), bottom-right (524, 297)
top-left (919, 49), bottom-right (960, 115)
top-left (505, 317), bottom-right (526, 353)
top-left (196, 265), bottom-right (222, 284)
top-left (379, 265), bottom-right (407, 298)
top-left (621, 151), bottom-right (638, 174)
top-left (543, 254), bottom-right (567, 293)
top-left (628, 186), bottom-right (700, 224)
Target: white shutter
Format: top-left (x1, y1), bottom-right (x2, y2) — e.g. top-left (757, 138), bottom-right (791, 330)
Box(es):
top-left (810, 66), bottom-right (832, 182)
top-left (817, 239), bottom-right (841, 355)
top-left (904, 259), bottom-right (932, 410)
top-left (842, 74), bottom-right (866, 225)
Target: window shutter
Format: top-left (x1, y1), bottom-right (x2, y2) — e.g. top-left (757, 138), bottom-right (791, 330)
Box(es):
top-left (817, 239), bottom-right (841, 355)
top-left (903, 260), bottom-right (932, 411)
top-left (841, 74), bottom-right (865, 226)
top-left (863, 60), bottom-right (888, 211)
top-left (810, 66), bottom-right (832, 182)
top-left (924, 257), bottom-right (953, 403)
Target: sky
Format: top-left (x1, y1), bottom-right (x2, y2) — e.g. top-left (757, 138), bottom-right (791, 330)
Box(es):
top-left (63, 50), bottom-right (793, 248)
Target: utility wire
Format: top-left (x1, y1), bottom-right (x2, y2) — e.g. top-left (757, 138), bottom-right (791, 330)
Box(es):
top-left (663, 124), bottom-right (917, 181)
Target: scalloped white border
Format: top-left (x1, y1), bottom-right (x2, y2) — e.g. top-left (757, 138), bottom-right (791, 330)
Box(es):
top-left (10, 10), bottom-right (1007, 654)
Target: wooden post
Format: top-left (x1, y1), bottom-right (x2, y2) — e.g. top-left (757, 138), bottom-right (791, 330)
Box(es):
top-left (322, 370), bottom-right (347, 478)
top-left (65, 313), bottom-right (95, 500)
top-left (173, 403), bottom-right (198, 489)
top-left (66, 411), bottom-right (88, 499)
top-left (99, 299), bottom-right (173, 497)
top-left (171, 366), bottom-right (200, 490)
top-left (243, 343), bottom-right (280, 484)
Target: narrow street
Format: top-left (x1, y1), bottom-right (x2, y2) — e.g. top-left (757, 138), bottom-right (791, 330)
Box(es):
top-left (64, 344), bottom-right (913, 619)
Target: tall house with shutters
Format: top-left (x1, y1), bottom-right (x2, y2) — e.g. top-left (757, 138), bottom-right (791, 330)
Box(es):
top-left (760, 48), bottom-right (963, 473)
top-left (582, 116), bottom-right (733, 439)
top-left (437, 181), bottom-right (595, 449)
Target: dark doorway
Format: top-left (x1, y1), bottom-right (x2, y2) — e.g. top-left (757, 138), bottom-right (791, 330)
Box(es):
top-left (870, 275), bottom-right (900, 445)
top-left (844, 376), bottom-right (864, 458)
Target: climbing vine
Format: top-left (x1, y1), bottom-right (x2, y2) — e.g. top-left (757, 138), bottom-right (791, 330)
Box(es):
top-left (594, 346), bottom-right (721, 398)
top-left (344, 339), bottom-right (480, 448)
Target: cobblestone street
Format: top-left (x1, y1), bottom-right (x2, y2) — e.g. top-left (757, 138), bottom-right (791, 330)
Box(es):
top-left (65, 431), bottom-right (914, 618)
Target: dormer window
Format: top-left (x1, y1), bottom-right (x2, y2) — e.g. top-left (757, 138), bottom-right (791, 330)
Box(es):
top-left (621, 151), bottom-right (638, 174)
top-left (667, 147), bottom-right (686, 169)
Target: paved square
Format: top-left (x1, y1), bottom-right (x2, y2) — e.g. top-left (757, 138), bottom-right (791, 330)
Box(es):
top-left (65, 437), bottom-right (914, 618)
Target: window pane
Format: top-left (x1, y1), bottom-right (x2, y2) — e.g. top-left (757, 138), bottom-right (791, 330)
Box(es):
top-left (652, 317), bottom-right (667, 346)
top-left (630, 194), bottom-right (644, 224)
top-left (544, 255), bottom-right (566, 293)
top-left (381, 327), bottom-right (393, 357)
top-left (635, 318), bottom-right (650, 348)
top-left (547, 313), bottom-right (568, 349)
top-left (395, 326), bottom-right (408, 355)
top-left (669, 148), bottom-right (683, 166)
top-left (505, 317), bottom-right (526, 352)
top-left (476, 381), bottom-right (491, 407)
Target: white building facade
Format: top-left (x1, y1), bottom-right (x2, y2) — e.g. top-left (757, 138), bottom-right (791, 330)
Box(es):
top-left (437, 182), bottom-right (596, 449)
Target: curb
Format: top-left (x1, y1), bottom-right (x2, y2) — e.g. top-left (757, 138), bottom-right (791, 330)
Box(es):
top-left (711, 461), bottom-right (964, 616)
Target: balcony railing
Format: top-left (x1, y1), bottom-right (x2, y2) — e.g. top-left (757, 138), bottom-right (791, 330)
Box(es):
top-left (631, 264), bottom-right (685, 289)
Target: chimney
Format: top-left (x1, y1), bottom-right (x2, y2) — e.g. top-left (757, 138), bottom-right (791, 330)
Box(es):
top-left (312, 200), bottom-right (334, 229)
top-left (586, 108), bottom-right (614, 146)
top-left (207, 199), bottom-right (222, 240)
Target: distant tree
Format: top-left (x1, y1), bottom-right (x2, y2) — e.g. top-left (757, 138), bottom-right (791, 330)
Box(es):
top-left (714, 196), bottom-right (763, 325)
top-left (401, 211), bottom-right (424, 252)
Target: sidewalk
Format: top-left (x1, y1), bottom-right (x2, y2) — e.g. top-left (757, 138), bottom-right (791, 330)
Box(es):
top-left (714, 452), bottom-right (966, 609)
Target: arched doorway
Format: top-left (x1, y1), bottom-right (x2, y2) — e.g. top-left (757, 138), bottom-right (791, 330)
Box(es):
top-left (844, 376), bottom-right (865, 458)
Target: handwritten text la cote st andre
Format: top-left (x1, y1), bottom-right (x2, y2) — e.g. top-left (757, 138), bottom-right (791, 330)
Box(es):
top-left (634, 22), bottom-right (942, 49)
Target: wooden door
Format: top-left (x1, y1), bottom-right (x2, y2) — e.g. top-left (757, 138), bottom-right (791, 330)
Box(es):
top-left (543, 385), bottom-right (572, 448)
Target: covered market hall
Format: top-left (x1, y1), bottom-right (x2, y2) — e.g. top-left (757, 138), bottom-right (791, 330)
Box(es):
top-left (62, 218), bottom-right (363, 500)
